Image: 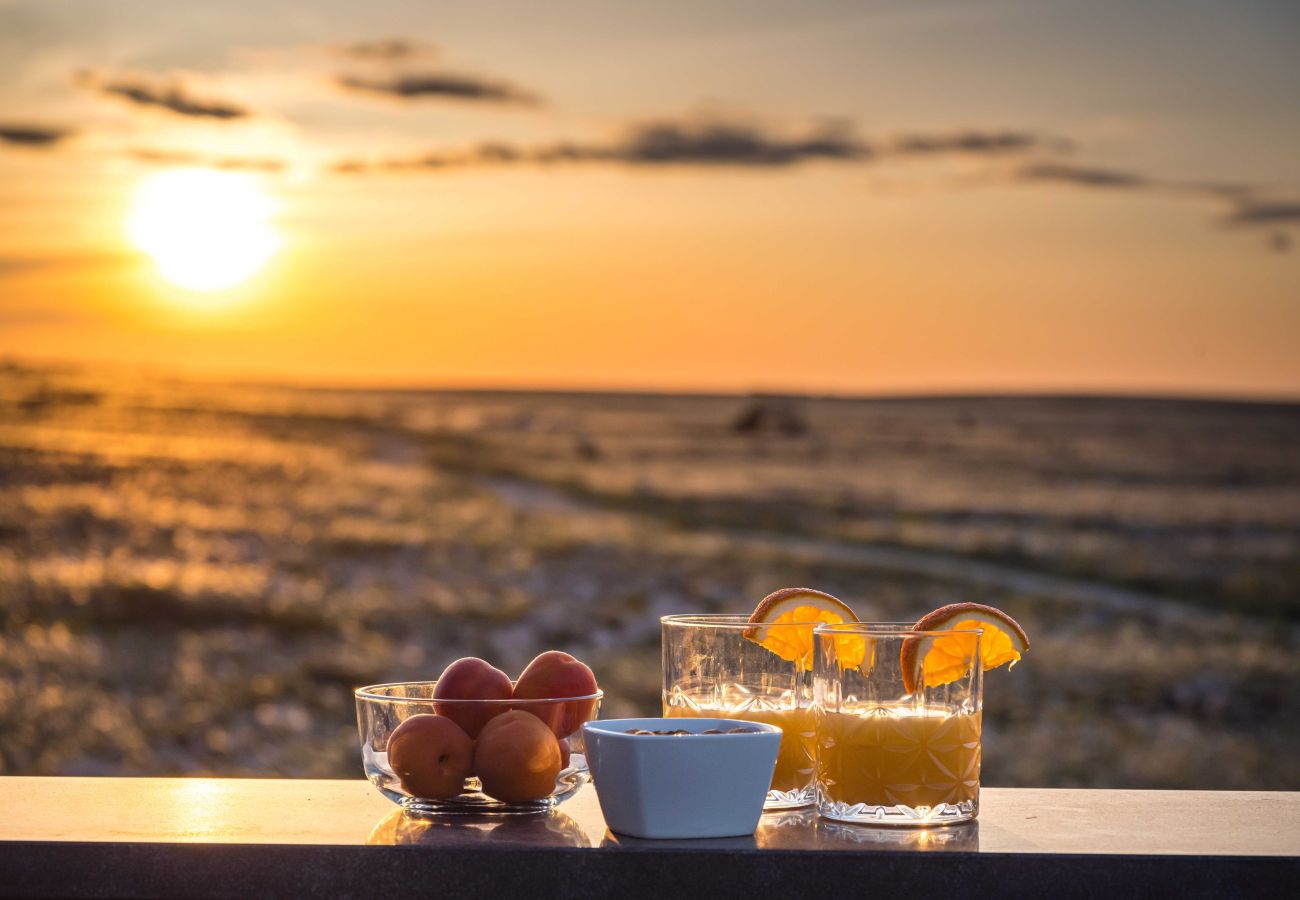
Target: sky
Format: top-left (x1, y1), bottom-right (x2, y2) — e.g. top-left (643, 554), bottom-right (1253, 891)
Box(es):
top-left (1, 0), bottom-right (1298, 396)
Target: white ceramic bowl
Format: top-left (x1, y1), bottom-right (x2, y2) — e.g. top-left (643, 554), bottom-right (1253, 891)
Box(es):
top-left (582, 717), bottom-right (781, 839)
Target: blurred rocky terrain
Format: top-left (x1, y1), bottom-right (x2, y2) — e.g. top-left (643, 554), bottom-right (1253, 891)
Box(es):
top-left (2, 360), bottom-right (1298, 787)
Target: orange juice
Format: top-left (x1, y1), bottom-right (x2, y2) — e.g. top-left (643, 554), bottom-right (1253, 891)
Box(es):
top-left (665, 705), bottom-right (815, 794)
top-left (817, 707), bottom-right (981, 809)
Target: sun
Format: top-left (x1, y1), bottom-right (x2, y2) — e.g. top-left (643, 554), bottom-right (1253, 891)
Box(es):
top-left (128, 168), bottom-right (281, 294)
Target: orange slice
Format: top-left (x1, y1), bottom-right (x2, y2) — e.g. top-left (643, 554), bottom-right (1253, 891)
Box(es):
top-left (742, 587), bottom-right (866, 670)
top-left (900, 602), bottom-right (1030, 694)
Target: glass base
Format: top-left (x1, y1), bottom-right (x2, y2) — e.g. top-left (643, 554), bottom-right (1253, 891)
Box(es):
top-left (764, 785), bottom-right (816, 810)
top-left (400, 793), bottom-right (558, 816)
top-left (817, 796), bottom-right (977, 827)
top-left (818, 818), bottom-right (980, 850)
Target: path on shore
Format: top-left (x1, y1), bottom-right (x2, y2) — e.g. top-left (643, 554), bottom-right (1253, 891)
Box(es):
top-left (476, 474), bottom-right (1297, 642)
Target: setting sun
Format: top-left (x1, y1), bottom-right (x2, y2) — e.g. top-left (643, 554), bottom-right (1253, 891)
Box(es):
top-left (127, 169), bottom-right (281, 294)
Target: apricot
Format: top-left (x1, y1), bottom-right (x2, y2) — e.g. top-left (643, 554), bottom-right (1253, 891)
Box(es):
top-left (473, 710), bottom-right (562, 804)
top-left (386, 714), bottom-right (473, 800)
top-left (512, 651), bottom-right (599, 737)
top-left (558, 737), bottom-right (571, 771)
top-left (433, 657), bottom-right (514, 738)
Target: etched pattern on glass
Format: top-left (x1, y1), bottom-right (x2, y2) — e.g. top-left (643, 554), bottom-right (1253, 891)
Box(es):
top-left (814, 624), bottom-right (983, 827)
top-left (662, 616), bottom-right (817, 809)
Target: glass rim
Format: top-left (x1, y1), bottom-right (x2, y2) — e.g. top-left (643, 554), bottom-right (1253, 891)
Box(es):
top-left (813, 622), bottom-right (984, 638)
top-left (354, 680), bottom-right (605, 704)
top-left (661, 615), bottom-right (933, 630)
top-left (661, 614), bottom-right (918, 629)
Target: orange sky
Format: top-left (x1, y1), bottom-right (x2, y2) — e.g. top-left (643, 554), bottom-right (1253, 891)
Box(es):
top-left (2, 1), bottom-right (1298, 396)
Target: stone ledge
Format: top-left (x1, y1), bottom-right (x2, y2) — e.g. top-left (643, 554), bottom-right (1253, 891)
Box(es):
top-left (0, 778), bottom-right (1296, 899)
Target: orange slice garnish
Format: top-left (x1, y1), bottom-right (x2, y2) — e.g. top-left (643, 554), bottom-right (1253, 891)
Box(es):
top-left (900, 602), bottom-right (1030, 694)
top-left (742, 587), bottom-right (867, 671)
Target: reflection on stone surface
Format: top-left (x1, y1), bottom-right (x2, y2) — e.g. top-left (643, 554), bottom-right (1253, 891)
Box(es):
top-left (597, 807), bottom-right (819, 849)
top-left (367, 809), bottom-right (590, 848)
top-left (816, 818), bottom-right (980, 852)
top-left (753, 807), bottom-right (820, 849)
top-left (596, 810), bottom-right (978, 852)
top-left (600, 830), bottom-right (758, 850)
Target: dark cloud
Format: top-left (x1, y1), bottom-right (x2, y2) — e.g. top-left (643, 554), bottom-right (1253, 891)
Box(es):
top-left (1015, 161), bottom-right (1300, 245)
top-left (81, 73), bottom-right (250, 119)
top-left (1224, 199), bottom-right (1300, 253)
top-left (334, 118), bottom-right (871, 173)
top-left (1224, 200), bottom-right (1300, 226)
top-left (331, 119), bottom-right (1086, 175)
top-left (337, 72), bottom-right (540, 106)
top-left (1015, 163), bottom-right (1264, 208)
top-left (1174, 179), bottom-right (1251, 201)
top-left (611, 119), bottom-right (867, 165)
top-left (125, 148), bottom-right (285, 172)
top-left (0, 306), bottom-right (84, 325)
top-left (326, 112), bottom-right (1299, 250)
top-left (0, 256), bottom-right (56, 275)
top-left (0, 251), bottom-right (126, 276)
top-left (1016, 162), bottom-right (1150, 189)
top-left (894, 131), bottom-right (1065, 156)
top-left (0, 125), bottom-right (75, 147)
top-left (335, 39), bottom-right (432, 60)
top-left (1015, 163), bottom-right (1263, 206)
top-left (333, 142), bottom-right (539, 173)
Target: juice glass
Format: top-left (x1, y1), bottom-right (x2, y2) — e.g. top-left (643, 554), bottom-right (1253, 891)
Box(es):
top-left (661, 614), bottom-right (815, 808)
top-left (813, 622), bottom-right (983, 826)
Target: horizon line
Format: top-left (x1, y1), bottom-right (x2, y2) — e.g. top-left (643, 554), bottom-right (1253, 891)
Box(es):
top-left (5, 354), bottom-right (1300, 407)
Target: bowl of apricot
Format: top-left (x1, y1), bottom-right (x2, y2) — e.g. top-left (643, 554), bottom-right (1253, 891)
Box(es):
top-left (356, 652), bottom-right (603, 815)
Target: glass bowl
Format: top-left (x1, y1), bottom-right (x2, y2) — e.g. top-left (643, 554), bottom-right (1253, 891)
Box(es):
top-left (355, 680), bottom-right (603, 815)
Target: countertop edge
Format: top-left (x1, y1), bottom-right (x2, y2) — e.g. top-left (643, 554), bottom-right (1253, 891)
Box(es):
top-left (1, 840), bottom-right (1297, 900)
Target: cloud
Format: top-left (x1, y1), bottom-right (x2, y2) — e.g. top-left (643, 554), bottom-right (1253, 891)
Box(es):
top-left (80, 72), bottom-right (250, 120)
top-left (609, 119), bottom-right (867, 165)
top-left (1014, 162), bottom-right (1262, 204)
top-left (1173, 179), bottom-right (1251, 201)
top-left (0, 125), bottom-right (76, 148)
top-left (326, 108), bottom-right (1297, 252)
top-left (335, 39), bottom-right (432, 60)
top-left (1223, 200), bottom-right (1300, 226)
top-left (1224, 200), bottom-right (1300, 253)
top-left (337, 72), bottom-right (541, 106)
top-left (894, 131), bottom-right (1066, 156)
top-left (125, 148), bottom-right (285, 172)
top-left (331, 119), bottom-right (1083, 175)
top-left (0, 251), bottom-right (127, 276)
top-left (0, 256), bottom-right (57, 275)
top-left (1016, 162), bottom-right (1150, 189)
top-left (1013, 161), bottom-right (1299, 250)
top-left (334, 118), bottom-right (873, 173)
